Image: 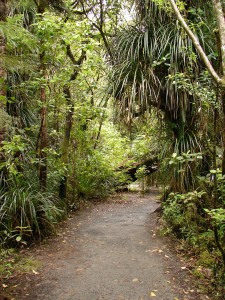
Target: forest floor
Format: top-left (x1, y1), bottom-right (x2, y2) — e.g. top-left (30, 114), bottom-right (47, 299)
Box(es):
top-left (2, 190), bottom-right (210, 300)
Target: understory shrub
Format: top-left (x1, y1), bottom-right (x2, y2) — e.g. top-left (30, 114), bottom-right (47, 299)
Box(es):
top-left (0, 185), bottom-right (66, 246)
top-left (162, 191), bottom-right (206, 243)
top-left (70, 151), bottom-right (129, 200)
top-left (162, 190), bottom-right (225, 297)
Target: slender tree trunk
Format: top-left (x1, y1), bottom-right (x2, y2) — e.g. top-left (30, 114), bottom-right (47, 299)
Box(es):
top-left (0, 0), bottom-right (8, 142)
top-left (212, 0), bottom-right (225, 174)
top-left (36, 1), bottom-right (48, 190)
top-left (93, 118), bottom-right (104, 150)
top-left (59, 48), bottom-right (86, 199)
top-left (59, 85), bottom-right (74, 199)
top-left (37, 54), bottom-right (48, 190)
top-left (221, 90), bottom-right (225, 174)
top-left (0, 0), bottom-right (8, 173)
top-left (168, 0), bottom-right (222, 84)
top-left (93, 101), bottom-right (108, 149)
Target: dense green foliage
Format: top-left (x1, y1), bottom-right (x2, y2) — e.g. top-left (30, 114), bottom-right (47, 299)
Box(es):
top-left (109, 0), bottom-right (225, 296)
top-left (1, 0), bottom-right (225, 296)
top-left (0, 0), bottom-right (133, 245)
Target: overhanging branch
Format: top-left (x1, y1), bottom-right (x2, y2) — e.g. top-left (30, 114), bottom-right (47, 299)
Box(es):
top-left (168, 0), bottom-right (223, 85)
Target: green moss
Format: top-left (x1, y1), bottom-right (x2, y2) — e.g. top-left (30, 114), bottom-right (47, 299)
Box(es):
top-left (0, 249), bottom-right (17, 279)
top-left (192, 268), bottom-right (205, 279)
top-left (0, 249), bottom-right (41, 280)
top-left (197, 250), bottom-right (215, 268)
top-left (17, 257), bottom-right (41, 273)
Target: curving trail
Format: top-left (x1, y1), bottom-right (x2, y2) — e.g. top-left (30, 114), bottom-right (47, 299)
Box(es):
top-left (22, 191), bottom-right (207, 300)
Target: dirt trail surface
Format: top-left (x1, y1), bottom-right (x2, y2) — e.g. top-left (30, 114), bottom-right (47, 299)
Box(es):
top-left (20, 191), bottom-right (207, 300)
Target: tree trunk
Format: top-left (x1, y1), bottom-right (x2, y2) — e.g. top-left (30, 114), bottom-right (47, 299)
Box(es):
top-left (0, 0), bottom-right (8, 186)
top-left (0, 0), bottom-right (8, 138)
top-left (221, 89), bottom-right (225, 174)
top-left (59, 48), bottom-right (86, 199)
top-left (168, 0), bottom-right (222, 85)
top-left (212, 0), bottom-right (225, 174)
top-left (36, 1), bottom-right (48, 190)
top-left (59, 85), bottom-right (74, 199)
top-left (118, 157), bottom-right (158, 182)
top-left (36, 56), bottom-right (48, 190)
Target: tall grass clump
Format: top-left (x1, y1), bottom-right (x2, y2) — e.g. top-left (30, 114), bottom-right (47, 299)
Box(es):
top-left (0, 185), bottom-right (66, 246)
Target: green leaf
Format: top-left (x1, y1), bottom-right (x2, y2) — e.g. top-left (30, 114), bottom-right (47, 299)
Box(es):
top-left (16, 236), bottom-right (22, 242)
top-left (210, 170), bottom-right (217, 174)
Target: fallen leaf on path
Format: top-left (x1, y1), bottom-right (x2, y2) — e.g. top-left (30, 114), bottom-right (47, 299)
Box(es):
top-left (132, 278), bottom-right (139, 282)
top-left (149, 291), bottom-right (156, 297)
top-left (75, 268), bottom-right (83, 272)
top-left (32, 270), bottom-right (39, 275)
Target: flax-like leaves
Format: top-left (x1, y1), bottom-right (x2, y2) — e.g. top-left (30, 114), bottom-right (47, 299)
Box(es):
top-left (109, 1), bottom-right (216, 192)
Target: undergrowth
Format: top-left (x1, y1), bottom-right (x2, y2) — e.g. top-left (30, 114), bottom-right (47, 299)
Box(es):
top-left (0, 184), bottom-right (66, 247)
top-left (0, 248), bottom-right (41, 297)
top-left (162, 191), bottom-right (225, 299)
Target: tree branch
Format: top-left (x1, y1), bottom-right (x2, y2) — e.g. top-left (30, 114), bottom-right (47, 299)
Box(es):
top-left (33, 0), bottom-right (39, 8)
top-left (92, 22), bottom-right (113, 60)
top-left (66, 44), bottom-right (77, 65)
top-left (72, 7), bottom-right (93, 15)
top-left (66, 47), bottom-right (86, 81)
top-left (75, 0), bottom-right (113, 61)
top-left (168, 0), bottom-right (223, 85)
